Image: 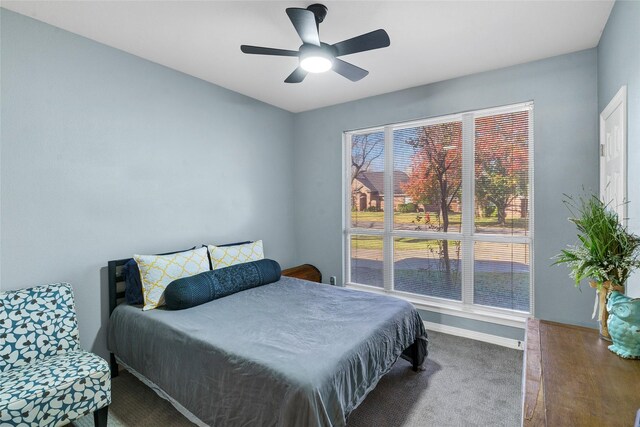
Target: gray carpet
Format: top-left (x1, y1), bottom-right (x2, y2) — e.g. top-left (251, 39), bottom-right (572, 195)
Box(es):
top-left (72, 331), bottom-right (523, 427)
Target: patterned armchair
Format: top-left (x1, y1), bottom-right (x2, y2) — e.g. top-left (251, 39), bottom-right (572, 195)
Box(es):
top-left (0, 283), bottom-right (111, 426)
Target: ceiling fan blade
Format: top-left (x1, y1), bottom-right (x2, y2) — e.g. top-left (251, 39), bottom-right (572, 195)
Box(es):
top-left (285, 67), bottom-right (308, 83)
top-left (332, 29), bottom-right (390, 57)
top-left (333, 59), bottom-right (369, 82)
top-left (286, 8), bottom-right (320, 46)
top-left (240, 45), bottom-right (299, 57)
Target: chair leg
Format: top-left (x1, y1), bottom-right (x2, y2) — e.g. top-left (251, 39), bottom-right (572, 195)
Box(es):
top-left (93, 406), bottom-right (108, 427)
top-left (110, 353), bottom-right (119, 378)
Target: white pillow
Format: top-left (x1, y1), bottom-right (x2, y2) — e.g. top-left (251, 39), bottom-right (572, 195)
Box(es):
top-left (135, 247), bottom-right (210, 311)
top-left (207, 240), bottom-right (264, 270)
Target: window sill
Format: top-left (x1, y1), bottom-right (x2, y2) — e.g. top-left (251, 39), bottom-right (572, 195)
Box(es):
top-left (345, 282), bottom-right (529, 329)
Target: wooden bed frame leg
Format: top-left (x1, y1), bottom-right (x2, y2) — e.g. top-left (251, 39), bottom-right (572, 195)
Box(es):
top-left (411, 341), bottom-right (422, 372)
top-left (412, 359), bottom-right (420, 372)
top-left (110, 353), bottom-right (119, 378)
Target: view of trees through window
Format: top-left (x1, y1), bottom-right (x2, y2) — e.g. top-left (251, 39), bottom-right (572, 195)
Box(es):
top-left (347, 104), bottom-right (532, 313)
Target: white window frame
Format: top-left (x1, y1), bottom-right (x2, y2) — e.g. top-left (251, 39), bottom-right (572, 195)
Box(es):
top-left (342, 102), bottom-right (534, 328)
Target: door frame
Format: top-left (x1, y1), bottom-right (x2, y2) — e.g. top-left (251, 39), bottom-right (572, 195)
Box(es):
top-left (599, 85), bottom-right (627, 224)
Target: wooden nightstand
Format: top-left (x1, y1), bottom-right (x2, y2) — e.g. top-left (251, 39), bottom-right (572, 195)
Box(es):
top-left (282, 264), bottom-right (322, 283)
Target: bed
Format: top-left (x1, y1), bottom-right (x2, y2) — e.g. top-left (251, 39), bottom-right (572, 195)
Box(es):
top-left (107, 258), bottom-right (428, 427)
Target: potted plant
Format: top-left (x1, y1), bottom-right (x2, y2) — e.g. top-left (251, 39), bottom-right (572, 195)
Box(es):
top-left (554, 193), bottom-right (640, 340)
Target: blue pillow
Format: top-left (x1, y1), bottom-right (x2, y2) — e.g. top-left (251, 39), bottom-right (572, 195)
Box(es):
top-left (123, 246), bottom-right (196, 305)
top-left (165, 259), bottom-right (281, 310)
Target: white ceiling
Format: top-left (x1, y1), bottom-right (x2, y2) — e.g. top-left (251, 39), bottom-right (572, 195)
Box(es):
top-left (2, 1), bottom-right (614, 113)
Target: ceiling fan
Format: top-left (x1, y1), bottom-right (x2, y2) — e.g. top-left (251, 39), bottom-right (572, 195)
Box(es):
top-left (240, 3), bottom-right (390, 83)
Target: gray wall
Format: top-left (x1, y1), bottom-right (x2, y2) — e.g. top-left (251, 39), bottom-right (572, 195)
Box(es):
top-left (293, 49), bottom-right (600, 337)
top-left (598, 0), bottom-right (640, 296)
top-left (0, 10), bottom-right (296, 357)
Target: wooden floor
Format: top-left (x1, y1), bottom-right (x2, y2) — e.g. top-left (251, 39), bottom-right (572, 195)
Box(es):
top-left (522, 319), bottom-right (640, 426)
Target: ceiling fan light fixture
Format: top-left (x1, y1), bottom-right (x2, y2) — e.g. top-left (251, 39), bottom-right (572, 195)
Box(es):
top-left (240, 4), bottom-right (390, 83)
top-left (300, 50), bottom-right (333, 73)
top-left (300, 56), bottom-right (332, 73)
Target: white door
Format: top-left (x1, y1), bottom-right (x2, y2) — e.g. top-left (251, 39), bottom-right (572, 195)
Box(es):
top-left (600, 86), bottom-right (634, 295)
top-left (600, 86), bottom-right (627, 222)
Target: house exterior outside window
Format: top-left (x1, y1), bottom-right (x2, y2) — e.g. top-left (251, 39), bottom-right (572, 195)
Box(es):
top-left (351, 171), bottom-right (409, 212)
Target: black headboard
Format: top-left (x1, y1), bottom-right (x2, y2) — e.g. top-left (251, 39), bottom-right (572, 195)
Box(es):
top-left (107, 257), bottom-right (131, 378)
top-left (107, 258), bottom-right (131, 316)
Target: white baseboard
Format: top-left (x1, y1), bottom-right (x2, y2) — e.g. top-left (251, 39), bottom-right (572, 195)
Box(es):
top-left (424, 321), bottom-right (524, 350)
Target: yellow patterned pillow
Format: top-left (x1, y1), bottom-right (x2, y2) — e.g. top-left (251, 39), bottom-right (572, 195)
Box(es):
top-left (207, 240), bottom-right (264, 270)
top-left (135, 247), bottom-right (210, 311)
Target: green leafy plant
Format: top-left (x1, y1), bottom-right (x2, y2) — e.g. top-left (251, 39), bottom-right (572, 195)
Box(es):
top-left (397, 203), bottom-right (418, 213)
top-left (553, 193), bottom-right (640, 290)
top-left (483, 203), bottom-right (496, 217)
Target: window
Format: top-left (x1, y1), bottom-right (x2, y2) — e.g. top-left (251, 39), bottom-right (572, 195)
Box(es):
top-left (344, 103), bottom-right (533, 318)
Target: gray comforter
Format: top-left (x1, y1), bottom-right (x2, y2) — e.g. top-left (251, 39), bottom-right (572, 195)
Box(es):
top-left (108, 277), bottom-right (427, 427)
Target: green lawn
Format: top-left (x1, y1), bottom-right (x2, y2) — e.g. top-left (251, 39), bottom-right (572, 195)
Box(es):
top-left (351, 211), bottom-right (528, 229)
top-left (351, 235), bottom-right (460, 251)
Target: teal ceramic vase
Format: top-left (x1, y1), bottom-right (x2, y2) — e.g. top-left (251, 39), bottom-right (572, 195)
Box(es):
top-left (606, 291), bottom-right (640, 359)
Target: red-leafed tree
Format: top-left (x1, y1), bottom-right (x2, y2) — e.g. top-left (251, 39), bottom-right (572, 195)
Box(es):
top-left (475, 112), bottom-right (529, 225)
top-left (402, 122), bottom-right (463, 232)
top-left (402, 122), bottom-right (462, 286)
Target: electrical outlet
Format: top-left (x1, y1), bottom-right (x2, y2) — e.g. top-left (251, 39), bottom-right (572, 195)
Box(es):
top-left (330, 276), bottom-right (336, 286)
